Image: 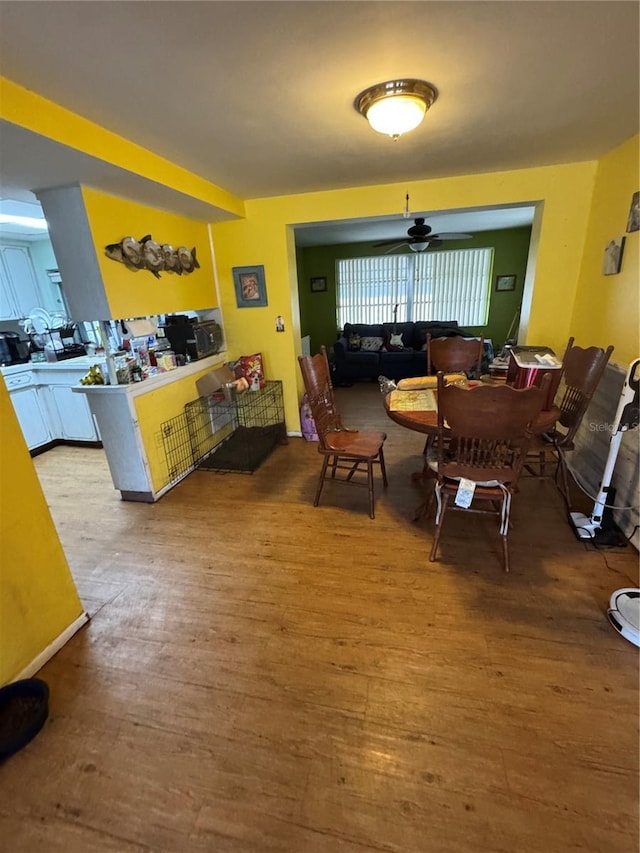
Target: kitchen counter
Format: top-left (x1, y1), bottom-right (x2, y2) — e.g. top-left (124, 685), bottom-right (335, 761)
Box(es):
top-left (72, 354), bottom-right (227, 502)
top-left (0, 355), bottom-right (106, 377)
top-left (72, 354), bottom-right (220, 398)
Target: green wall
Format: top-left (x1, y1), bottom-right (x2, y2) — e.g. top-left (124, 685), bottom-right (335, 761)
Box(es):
top-left (297, 227), bottom-right (532, 355)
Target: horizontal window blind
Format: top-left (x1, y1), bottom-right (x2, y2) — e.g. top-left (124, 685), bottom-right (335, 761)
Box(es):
top-left (337, 248), bottom-right (493, 328)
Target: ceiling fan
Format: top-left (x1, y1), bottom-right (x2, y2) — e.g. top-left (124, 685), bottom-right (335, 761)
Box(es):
top-left (374, 217), bottom-right (473, 253)
top-left (373, 194), bottom-right (472, 253)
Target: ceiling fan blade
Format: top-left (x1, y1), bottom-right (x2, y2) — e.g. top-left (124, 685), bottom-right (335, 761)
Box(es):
top-left (373, 238), bottom-right (409, 248)
top-left (428, 232), bottom-right (473, 240)
top-left (383, 243), bottom-right (407, 254)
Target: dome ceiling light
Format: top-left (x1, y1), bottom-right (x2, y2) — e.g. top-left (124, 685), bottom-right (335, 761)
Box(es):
top-left (354, 79), bottom-right (438, 140)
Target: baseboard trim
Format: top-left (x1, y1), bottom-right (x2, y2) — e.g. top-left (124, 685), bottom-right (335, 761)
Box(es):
top-left (30, 439), bottom-right (102, 457)
top-left (13, 611), bottom-right (90, 682)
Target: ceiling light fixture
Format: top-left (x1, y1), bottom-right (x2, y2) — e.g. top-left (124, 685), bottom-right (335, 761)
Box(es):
top-left (354, 79), bottom-right (438, 140)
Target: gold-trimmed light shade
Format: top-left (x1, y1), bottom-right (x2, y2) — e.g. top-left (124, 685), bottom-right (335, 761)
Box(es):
top-left (354, 79), bottom-right (438, 138)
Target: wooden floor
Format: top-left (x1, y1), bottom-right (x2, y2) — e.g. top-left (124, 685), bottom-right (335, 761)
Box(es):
top-left (2, 382), bottom-right (638, 852)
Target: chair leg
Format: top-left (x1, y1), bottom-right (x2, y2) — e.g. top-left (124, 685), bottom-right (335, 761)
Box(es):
top-left (330, 455), bottom-right (339, 479)
top-left (498, 489), bottom-right (512, 572)
top-left (378, 447), bottom-right (388, 487)
top-left (429, 489), bottom-right (448, 562)
top-left (413, 479), bottom-right (436, 522)
top-left (421, 436), bottom-right (433, 473)
top-left (501, 533), bottom-right (510, 573)
top-left (556, 450), bottom-right (572, 509)
top-left (367, 460), bottom-right (375, 519)
top-left (314, 456), bottom-right (330, 507)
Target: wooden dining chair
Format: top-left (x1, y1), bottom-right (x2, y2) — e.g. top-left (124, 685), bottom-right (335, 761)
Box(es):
top-left (426, 334), bottom-right (484, 377)
top-left (422, 334), bottom-right (485, 467)
top-left (428, 371), bottom-right (549, 572)
top-left (298, 345), bottom-right (388, 519)
top-left (523, 337), bottom-right (614, 507)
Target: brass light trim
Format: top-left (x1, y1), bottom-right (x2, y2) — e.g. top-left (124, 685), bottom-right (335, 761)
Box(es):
top-left (354, 78), bottom-right (438, 124)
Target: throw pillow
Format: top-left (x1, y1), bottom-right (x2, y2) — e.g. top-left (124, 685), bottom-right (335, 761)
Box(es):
top-left (348, 334), bottom-right (361, 352)
top-left (360, 336), bottom-right (384, 352)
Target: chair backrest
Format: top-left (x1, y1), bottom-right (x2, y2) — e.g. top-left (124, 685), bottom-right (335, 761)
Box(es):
top-left (427, 335), bottom-right (484, 376)
top-left (555, 337), bottom-right (614, 441)
top-left (435, 372), bottom-right (549, 484)
top-left (298, 345), bottom-right (344, 448)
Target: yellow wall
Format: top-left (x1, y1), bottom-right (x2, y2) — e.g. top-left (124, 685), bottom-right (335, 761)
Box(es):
top-left (570, 135), bottom-right (640, 365)
top-left (134, 361), bottom-right (229, 492)
top-left (81, 187), bottom-right (219, 318)
top-left (212, 162), bottom-right (597, 429)
top-left (0, 378), bottom-right (84, 684)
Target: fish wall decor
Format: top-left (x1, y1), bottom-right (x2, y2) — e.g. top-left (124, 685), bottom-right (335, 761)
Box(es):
top-left (105, 235), bottom-right (200, 279)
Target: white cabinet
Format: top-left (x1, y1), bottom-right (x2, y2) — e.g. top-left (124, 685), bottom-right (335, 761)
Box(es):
top-left (0, 254), bottom-right (19, 319)
top-left (48, 385), bottom-right (98, 441)
top-left (9, 385), bottom-right (52, 450)
top-left (0, 244), bottom-right (43, 320)
top-left (3, 360), bottom-right (102, 451)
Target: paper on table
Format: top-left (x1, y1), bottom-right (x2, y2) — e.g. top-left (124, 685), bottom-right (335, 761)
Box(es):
top-left (389, 389), bottom-right (437, 412)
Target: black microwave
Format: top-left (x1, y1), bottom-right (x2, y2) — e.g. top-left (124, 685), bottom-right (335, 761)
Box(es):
top-left (163, 319), bottom-right (221, 361)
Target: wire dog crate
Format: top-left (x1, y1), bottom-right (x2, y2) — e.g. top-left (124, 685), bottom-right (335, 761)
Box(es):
top-left (184, 380), bottom-right (287, 473)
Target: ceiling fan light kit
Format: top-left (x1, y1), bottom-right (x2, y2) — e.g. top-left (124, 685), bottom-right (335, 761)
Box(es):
top-left (355, 79), bottom-right (438, 139)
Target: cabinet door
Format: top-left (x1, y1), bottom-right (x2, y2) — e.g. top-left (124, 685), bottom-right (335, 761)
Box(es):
top-left (10, 387), bottom-right (52, 449)
top-left (0, 254), bottom-right (20, 320)
top-left (0, 245), bottom-right (43, 318)
top-left (49, 385), bottom-right (98, 441)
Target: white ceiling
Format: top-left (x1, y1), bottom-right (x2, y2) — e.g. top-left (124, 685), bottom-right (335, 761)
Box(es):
top-left (0, 1), bottom-right (638, 245)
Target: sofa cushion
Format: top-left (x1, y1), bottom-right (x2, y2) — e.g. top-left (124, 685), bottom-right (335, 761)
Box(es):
top-left (360, 335), bottom-right (384, 352)
top-left (348, 333), bottom-right (361, 351)
top-left (344, 323), bottom-right (384, 340)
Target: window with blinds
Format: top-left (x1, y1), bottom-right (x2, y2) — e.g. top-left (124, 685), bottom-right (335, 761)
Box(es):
top-left (337, 248), bottom-right (493, 327)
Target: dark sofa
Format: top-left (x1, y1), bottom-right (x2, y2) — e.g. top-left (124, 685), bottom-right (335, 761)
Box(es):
top-left (333, 321), bottom-right (470, 383)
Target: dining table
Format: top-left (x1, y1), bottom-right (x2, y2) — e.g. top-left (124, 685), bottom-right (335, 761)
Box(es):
top-left (382, 379), bottom-right (561, 520)
top-left (383, 382), bottom-right (561, 436)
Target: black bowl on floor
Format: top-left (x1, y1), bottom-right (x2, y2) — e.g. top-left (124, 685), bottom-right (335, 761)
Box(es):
top-left (0, 678), bottom-right (49, 762)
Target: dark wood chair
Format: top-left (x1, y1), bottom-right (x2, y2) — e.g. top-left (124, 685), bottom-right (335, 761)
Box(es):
top-left (523, 337), bottom-right (614, 506)
top-left (428, 371), bottom-right (549, 572)
top-left (426, 334), bottom-right (484, 377)
top-left (422, 334), bottom-right (485, 467)
top-left (298, 345), bottom-right (388, 519)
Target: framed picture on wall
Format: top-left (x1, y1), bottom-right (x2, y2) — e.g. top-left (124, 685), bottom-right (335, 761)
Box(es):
top-left (602, 237), bottom-right (625, 276)
top-left (495, 274), bottom-right (517, 292)
top-left (310, 276), bottom-right (327, 293)
top-left (232, 265), bottom-right (268, 307)
top-left (626, 191), bottom-right (639, 233)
